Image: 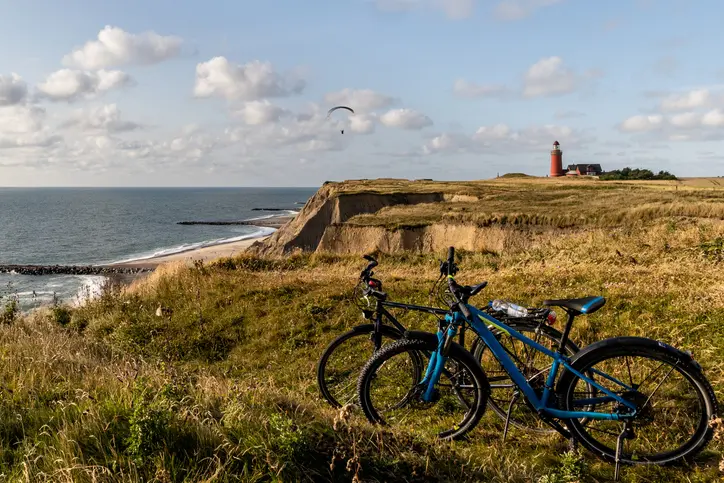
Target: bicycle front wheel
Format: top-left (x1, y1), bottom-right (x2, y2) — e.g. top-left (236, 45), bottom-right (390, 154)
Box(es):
top-left (557, 337), bottom-right (718, 466)
top-left (317, 324), bottom-right (403, 408)
top-left (357, 335), bottom-right (489, 440)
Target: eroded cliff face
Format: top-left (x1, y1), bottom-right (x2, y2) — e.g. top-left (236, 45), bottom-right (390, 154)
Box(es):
top-left (316, 224), bottom-right (537, 254)
top-left (248, 183), bottom-right (446, 256)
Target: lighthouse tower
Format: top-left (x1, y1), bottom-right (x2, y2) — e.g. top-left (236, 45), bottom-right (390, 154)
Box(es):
top-left (550, 140), bottom-right (564, 177)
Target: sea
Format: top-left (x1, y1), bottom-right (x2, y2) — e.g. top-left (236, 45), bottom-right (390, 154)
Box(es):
top-left (0, 187), bottom-right (316, 310)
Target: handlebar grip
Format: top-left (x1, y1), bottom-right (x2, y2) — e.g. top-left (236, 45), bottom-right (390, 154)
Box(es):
top-left (447, 247), bottom-right (455, 270)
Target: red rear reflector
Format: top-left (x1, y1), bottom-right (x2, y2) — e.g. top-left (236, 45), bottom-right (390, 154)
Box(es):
top-left (546, 311), bottom-right (557, 325)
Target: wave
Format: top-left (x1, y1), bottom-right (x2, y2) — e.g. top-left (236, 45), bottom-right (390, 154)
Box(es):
top-left (109, 226), bottom-right (276, 264)
top-left (245, 213), bottom-right (279, 221)
top-left (247, 210), bottom-right (299, 219)
top-left (72, 275), bottom-right (107, 306)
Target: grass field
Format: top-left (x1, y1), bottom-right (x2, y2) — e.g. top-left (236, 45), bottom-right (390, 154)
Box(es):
top-left (2, 178), bottom-right (724, 482)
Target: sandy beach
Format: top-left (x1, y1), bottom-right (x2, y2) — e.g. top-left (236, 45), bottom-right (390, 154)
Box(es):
top-left (106, 213), bottom-right (292, 269)
top-left (110, 235), bottom-right (270, 269)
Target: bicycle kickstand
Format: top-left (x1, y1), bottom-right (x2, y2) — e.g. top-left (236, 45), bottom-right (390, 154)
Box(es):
top-left (614, 421), bottom-right (634, 481)
top-left (502, 390), bottom-right (519, 442)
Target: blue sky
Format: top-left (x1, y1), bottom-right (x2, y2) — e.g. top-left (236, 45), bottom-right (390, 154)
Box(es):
top-left (0, 0), bottom-right (722, 186)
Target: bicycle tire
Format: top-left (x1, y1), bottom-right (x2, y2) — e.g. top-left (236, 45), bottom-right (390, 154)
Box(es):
top-left (357, 334), bottom-right (490, 440)
top-left (471, 321), bottom-right (580, 433)
top-left (557, 336), bottom-right (719, 466)
top-left (317, 324), bottom-right (404, 408)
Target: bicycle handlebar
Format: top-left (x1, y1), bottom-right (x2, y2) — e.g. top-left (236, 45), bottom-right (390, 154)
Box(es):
top-left (446, 246), bottom-right (473, 321)
top-left (360, 254), bottom-right (378, 280)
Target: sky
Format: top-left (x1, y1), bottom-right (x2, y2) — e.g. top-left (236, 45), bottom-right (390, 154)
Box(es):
top-left (0, 0), bottom-right (723, 187)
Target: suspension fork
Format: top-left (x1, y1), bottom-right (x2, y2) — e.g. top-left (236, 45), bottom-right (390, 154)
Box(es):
top-left (421, 320), bottom-right (458, 402)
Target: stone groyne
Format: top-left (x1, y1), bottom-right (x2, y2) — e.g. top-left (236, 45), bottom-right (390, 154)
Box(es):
top-left (0, 265), bottom-right (154, 276)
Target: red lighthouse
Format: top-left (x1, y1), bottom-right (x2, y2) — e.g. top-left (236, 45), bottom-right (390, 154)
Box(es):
top-left (550, 140), bottom-right (564, 177)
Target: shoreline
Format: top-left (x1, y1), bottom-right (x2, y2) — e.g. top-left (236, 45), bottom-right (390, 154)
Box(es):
top-left (108, 213), bottom-right (292, 269)
top-left (110, 235), bottom-right (270, 269)
top-left (2, 216), bottom-right (288, 276)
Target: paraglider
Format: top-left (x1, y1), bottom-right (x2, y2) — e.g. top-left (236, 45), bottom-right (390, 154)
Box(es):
top-left (326, 106), bottom-right (354, 134)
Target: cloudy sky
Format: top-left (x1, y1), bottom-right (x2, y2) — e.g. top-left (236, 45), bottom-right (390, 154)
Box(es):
top-left (0, 0), bottom-right (722, 187)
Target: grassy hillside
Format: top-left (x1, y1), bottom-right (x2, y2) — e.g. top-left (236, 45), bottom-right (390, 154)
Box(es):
top-left (2, 179), bottom-right (724, 482)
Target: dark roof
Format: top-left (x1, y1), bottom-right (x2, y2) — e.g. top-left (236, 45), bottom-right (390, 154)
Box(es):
top-left (567, 164), bottom-right (602, 172)
top-left (553, 141), bottom-right (560, 146)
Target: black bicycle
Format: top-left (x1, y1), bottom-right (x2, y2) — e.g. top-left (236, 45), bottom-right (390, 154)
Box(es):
top-left (317, 254), bottom-right (580, 433)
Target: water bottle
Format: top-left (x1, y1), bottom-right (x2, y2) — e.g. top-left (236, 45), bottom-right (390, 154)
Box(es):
top-left (491, 299), bottom-right (529, 317)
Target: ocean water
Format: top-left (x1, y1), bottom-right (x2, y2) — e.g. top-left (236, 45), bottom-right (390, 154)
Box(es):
top-left (0, 187), bottom-right (316, 309)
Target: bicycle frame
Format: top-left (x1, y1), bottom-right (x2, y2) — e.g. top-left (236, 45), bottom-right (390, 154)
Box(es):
top-left (364, 298), bottom-right (459, 350)
top-left (420, 304), bottom-right (638, 421)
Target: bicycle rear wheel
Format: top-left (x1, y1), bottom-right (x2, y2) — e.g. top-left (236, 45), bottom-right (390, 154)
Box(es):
top-left (317, 324), bottom-right (403, 408)
top-left (357, 335), bottom-right (489, 440)
top-left (557, 337), bottom-right (718, 465)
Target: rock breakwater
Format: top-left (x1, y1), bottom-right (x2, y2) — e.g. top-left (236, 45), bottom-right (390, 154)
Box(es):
top-left (0, 265), bottom-right (153, 276)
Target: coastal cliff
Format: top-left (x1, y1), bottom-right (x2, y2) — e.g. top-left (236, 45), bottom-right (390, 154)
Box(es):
top-left (248, 177), bottom-right (713, 257)
top-left (247, 179), bottom-right (564, 256)
top-left (248, 181), bottom-right (451, 256)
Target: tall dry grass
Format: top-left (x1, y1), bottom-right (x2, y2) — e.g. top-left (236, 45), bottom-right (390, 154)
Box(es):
top-left (1, 180), bottom-right (724, 481)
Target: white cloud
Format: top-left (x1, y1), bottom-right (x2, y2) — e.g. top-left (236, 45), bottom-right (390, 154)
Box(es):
top-left (380, 108), bottom-right (433, 129)
top-left (618, 109), bottom-right (724, 141)
top-left (0, 74), bottom-right (28, 106)
top-left (62, 26), bottom-right (183, 69)
top-left (194, 57), bottom-right (305, 101)
top-left (619, 114), bottom-right (664, 132)
top-left (0, 105), bottom-right (45, 134)
top-left (669, 111), bottom-right (700, 129)
top-left (473, 123), bottom-right (513, 141)
top-left (233, 100), bottom-right (289, 125)
top-left (494, 0), bottom-right (564, 21)
top-left (224, 104), bottom-right (350, 154)
top-left (422, 132), bottom-right (471, 154)
top-left (36, 69), bottom-right (132, 102)
top-left (349, 114), bottom-right (376, 134)
top-left (0, 105), bottom-right (60, 151)
top-left (422, 123), bottom-right (588, 156)
top-left (0, 132), bottom-right (62, 150)
top-left (522, 56), bottom-right (577, 98)
top-left (659, 89), bottom-right (712, 111)
top-left (62, 104), bottom-right (141, 133)
top-left (433, 0), bottom-right (475, 19)
top-left (701, 109), bottom-right (724, 127)
top-left (452, 79), bottom-right (508, 98)
top-left (323, 88), bottom-right (396, 111)
top-left (457, 57), bottom-right (599, 100)
top-left (374, 0), bottom-right (474, 19)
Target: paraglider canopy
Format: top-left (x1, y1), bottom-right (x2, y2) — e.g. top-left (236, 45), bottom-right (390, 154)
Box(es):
top-left (326, 106), bottom-right (355, 134)
top-left (326, 106), bottom-right (355, 118)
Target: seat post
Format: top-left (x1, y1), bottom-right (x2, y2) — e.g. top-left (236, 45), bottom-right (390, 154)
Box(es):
top-left (373, 299), bottom-right (384, 350)
top-left (558, 310), bottom-right (576, 354)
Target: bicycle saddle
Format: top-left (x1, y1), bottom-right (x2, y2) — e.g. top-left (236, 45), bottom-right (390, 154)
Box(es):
top-left (542, 296), bottom-right (605, 315)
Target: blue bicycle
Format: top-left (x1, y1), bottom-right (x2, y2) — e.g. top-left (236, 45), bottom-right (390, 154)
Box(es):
top-left (357, 247), bottom-right (718, 478)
